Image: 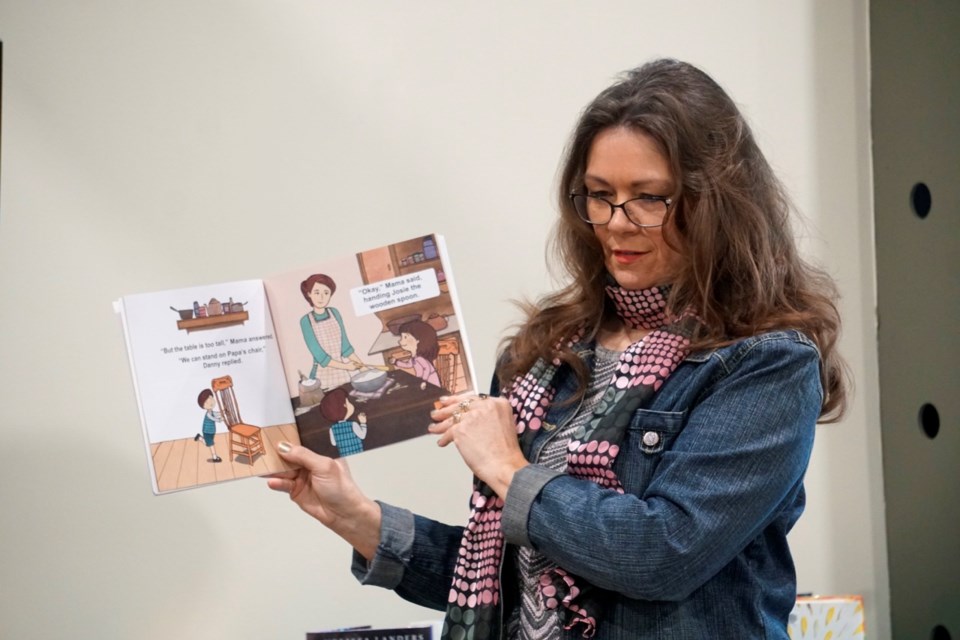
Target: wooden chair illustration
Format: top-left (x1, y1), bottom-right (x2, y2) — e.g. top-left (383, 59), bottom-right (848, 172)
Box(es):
top-left (436, 337), bottom-right (461, 394)
top-left (211, 375), bottom-right (265, 465)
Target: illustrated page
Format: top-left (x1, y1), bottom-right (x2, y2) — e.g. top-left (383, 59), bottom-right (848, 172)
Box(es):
top-left (117, 279), bottom-right (298, 493)
top-left (263, 234), bottom-right (475, 459)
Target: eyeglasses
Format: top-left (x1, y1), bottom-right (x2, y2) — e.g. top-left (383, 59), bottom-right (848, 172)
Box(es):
top-left (569, 193), bottom-right (672, 228)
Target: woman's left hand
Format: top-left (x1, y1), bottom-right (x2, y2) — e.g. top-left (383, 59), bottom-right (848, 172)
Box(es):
top-left (429, 394), bottom-right (528, 498)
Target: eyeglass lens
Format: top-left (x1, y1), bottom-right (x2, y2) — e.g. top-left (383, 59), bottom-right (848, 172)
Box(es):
top-left (573, 195), bottom-right (667, 227)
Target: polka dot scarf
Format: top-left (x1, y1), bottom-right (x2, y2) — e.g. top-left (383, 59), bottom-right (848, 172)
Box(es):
top-left (441, 285), bottom-right (698, 640)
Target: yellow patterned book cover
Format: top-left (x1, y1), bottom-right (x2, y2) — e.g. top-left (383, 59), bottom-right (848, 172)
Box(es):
top-left (788, 595), bottom-right (865, 639)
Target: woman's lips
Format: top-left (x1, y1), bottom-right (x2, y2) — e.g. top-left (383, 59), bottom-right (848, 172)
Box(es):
top-left (612, 249), bottom-right (647, 265)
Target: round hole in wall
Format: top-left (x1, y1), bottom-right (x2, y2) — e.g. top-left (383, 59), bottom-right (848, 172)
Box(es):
top-left (919, 403), bottom-right (940, 439)
top-left (911, 182), bottom-right (932, 218)
top-left (931, 625), bottom-right (952, 640)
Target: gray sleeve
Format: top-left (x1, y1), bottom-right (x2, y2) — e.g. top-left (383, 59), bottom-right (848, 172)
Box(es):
top-left (501, 464), bottom-right (564, 548)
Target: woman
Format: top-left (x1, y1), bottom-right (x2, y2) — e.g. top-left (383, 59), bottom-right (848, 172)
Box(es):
top-left (269, 59), bottom-right (848, 639)
top-left (299, 273), bottom-right (366, 390)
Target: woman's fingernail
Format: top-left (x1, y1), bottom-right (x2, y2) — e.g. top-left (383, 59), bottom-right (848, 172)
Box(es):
top-left (278, 441), bottom-right (292, 454)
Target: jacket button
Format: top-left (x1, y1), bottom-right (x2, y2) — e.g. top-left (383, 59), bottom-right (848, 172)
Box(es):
top-left (642, 431), bottom-right (660, 447)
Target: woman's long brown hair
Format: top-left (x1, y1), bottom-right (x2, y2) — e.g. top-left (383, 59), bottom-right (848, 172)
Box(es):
top-left (498, 59), bottom-right (849, 422)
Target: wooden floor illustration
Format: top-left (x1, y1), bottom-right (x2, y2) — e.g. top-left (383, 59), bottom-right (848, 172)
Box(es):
top-left (150, 423), bottom-right (298, 493)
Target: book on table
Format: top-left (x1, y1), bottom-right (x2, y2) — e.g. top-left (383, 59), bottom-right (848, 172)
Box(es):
top-left (305, 623), bottom-right (438, 639)
top-left (115, 234), bottom-right (476, 494)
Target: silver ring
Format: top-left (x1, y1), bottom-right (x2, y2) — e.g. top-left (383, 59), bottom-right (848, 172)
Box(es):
top-left (478, 393), bottom-right (489, 400)
top-left (458, 399), bottom-right (473, 412)
top-left (453, 411), bottom-right (462, 424)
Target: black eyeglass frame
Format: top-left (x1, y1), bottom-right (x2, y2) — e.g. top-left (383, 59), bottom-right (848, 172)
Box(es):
top-left (568, 193), bottom-right (673, 228)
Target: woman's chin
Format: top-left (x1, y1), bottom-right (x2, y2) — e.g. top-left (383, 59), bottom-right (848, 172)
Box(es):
top-left (607, 271), bottom-right (657, 291)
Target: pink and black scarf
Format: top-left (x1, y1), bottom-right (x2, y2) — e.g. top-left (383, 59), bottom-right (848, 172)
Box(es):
top-left (441, 285), bottom-right (698, 640)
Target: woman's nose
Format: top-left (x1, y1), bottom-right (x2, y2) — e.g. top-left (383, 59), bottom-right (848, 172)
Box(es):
top-left (607, 204), bottom-right (641, 233)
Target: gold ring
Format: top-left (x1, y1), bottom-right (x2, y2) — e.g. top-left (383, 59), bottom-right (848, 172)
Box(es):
top-left (458, 399), bottom-right (473, 412)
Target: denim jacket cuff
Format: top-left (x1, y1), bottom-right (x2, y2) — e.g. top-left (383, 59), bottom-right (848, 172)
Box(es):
top-left (350, 500), bottom-right (414, 588)
top-left (502, 464), bottom-right (564, 547)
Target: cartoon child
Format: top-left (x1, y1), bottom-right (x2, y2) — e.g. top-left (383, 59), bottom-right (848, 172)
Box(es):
top-left (390, 319), bottom-right (441, 388)
top-left (319, 388), bottom-right (367, 457)
top-left (299, 274), bottom-right (366, 390)
top-left (193, 389), bottom-right (223, 463)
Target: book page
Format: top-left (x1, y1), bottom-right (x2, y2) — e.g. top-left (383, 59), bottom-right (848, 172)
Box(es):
top-left (263, 234), bottom-right (475, 459)
top-left (117, 279), bottom-right (298, 493)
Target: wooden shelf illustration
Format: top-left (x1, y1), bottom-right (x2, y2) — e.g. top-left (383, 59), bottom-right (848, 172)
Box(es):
top-left (176, 311), bottom-right (249, 333)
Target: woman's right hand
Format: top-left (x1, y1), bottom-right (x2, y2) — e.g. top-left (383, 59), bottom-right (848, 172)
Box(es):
top-left (326, 359), bottom-right (363, 371)
top-left (267, 442), bottom-right (382, 560)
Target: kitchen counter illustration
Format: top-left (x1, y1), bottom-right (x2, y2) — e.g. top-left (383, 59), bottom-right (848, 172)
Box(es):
top-left (294, 369), bottom-right (446, 456)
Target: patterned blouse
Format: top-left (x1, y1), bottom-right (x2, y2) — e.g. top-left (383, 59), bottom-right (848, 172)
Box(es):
top-left (506, 345), bottom-right (624, 640)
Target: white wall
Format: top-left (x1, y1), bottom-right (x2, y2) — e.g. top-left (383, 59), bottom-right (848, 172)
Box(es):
top-left (0, 2), bottom-right (887, 638)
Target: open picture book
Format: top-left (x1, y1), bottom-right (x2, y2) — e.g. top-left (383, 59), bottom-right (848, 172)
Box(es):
top-left (115, 234), bottom-right (476, 494)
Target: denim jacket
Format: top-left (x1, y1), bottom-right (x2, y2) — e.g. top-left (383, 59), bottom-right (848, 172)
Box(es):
top-left (352, 330), bottom-right (822, 639)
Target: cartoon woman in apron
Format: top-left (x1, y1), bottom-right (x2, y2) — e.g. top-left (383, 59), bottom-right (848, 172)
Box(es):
top-left (299, 274), bottom-right (365, 390)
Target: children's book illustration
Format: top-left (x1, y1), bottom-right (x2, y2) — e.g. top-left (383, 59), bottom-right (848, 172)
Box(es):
top-left (298, 273), bottom-right (367, 389)
top-left (391, 319), bottom-right (442, 388)
top-left (194, 389), bottom-right (224, 462)
top-left (212, 375), bottom-right (267, 465)
top-left (116, 234), bottom-right (475, 494)
top-left (264, 234), bottom-right (475, 459)
top-left (171, 297), bottom-right (248, 333)
top-left (319, 388), bottom-right (368, 457)
top-left (116, 278), bottom-right (299, 494)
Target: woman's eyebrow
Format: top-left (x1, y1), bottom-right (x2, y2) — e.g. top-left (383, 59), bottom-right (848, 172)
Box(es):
top-left (583, 174), bottom-right (673, 191)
